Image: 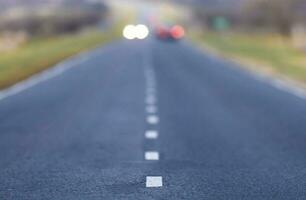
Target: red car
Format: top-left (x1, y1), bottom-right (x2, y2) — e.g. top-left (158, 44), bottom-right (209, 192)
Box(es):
top-left (155, 25), bottom-right (185, 41)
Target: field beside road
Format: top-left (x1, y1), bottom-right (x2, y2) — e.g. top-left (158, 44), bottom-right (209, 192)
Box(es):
top-left (0, 28), bottom-right (121, 90)
top-left (193, 32), bottom-right (306, 85)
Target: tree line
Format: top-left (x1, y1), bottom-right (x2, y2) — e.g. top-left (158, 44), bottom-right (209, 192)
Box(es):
top-left (194, 0), bottom-right (306, 37)
top-left (0, 2), bottom-right (108, 37)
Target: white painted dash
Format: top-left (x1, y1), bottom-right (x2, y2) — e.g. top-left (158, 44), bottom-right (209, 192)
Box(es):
top-left (147, 115), bottom-right (159, 124)
top-left (146, 176), bottom-right (163, 188)
top-left (145, 151), bottom-right (160, 160)
top-left (145, 130), bottom-right (158, 139)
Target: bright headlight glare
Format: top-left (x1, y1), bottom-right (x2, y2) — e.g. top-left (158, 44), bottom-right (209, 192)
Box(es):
top-left (123, 25), bottom-right (136, 40)
top-left (123, 24), bottom-right (149, 40)
top-left (135, 24), bottom-right (149, 39)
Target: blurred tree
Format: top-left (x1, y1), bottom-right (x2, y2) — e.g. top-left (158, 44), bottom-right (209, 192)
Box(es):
top-left (0, 1), bottom-right (109, 37)
top-left (244, 0), bottom-right (305, 36)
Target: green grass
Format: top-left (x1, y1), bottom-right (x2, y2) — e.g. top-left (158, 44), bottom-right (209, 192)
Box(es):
top-left (0, 28), bottom-right (121, 89)
top-left (193, 32), bottom-right (306, 83)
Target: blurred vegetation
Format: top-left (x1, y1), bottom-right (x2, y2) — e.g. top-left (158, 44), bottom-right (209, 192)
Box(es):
top-left (0, 2), bottom-right (108, 36)
top-left (191, 0), bottom-right (306, 84)
top-left (193, 31), bottom-right (306, 83)
top-left (0, 26), bottom-right (122, 89)
top-left (242, 0), bottom-right (306, 37)
top-left (0, 1), bottom-right (128, 89)
top-left (193, 0), bottom-right (306, 37)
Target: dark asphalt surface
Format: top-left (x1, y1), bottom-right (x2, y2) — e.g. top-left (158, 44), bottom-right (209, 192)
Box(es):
top-left (1, 38), bottom-right (306, 199)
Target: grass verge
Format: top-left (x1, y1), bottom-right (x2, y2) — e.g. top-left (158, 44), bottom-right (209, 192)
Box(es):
top-left (0, 27), bottom-right (121, 90)
top-left (192, 31), bottom-right (306, 85)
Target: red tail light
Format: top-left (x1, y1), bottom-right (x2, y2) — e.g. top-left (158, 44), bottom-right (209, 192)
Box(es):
top-left (171, 25), bottom-right (185, 39)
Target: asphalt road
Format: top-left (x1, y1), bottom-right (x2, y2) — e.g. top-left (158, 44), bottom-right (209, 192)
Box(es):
top-left (1, 38), bottom-right (306, 199)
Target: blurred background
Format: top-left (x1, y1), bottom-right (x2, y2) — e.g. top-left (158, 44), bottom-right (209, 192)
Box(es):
top-left (0, 0), bottom-right (306, 89)
top-left (190, 0), bottom-right (306, 87)
top-left (0, 0), bottom-right (118, 89)
top-left (2, 1), bottom-right (306, 198)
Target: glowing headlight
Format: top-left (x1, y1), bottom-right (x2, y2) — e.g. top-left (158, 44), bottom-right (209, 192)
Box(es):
top-left (135, 24), bottom-right (149, 40)
top-left (123, 24), bottom-right (149, 40)
top-left (123, 25), bottom-right (137, 40)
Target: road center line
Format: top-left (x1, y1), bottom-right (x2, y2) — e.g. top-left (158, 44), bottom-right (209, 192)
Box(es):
top-left (147, 115), bottom-right (159, 124)
top-left (146, 87), bottom-right (156, 94)
top-left (146, 176), bottom-right (163, 188)
top-left (145, 151), bottom-right (160, 160)
top-left (145, 130), bottom-right (159, 139)
top-left (146, 95), bottom-right (157, 105)
top-left (146, 105), bottom-right (158, 114)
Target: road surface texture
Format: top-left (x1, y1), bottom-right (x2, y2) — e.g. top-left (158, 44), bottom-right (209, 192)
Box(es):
top-left (1, 38), bottom-right (306, 199)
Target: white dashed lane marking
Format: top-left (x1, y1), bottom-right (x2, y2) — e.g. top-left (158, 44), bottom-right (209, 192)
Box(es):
top-left (144, 49), bottom-right (163, 188)
top-left (147, 115), bottom-right (159, 124)
top-left (146, 176), bottom-right (163, 188)
top-left (145, 130), bottom-right (159, 139)
top-left (146, 95), bottom-right (157, 105)
top-left (145, 151), bottom-right (160, 160)
top-left (146, 105), bottom-right (158, 114)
